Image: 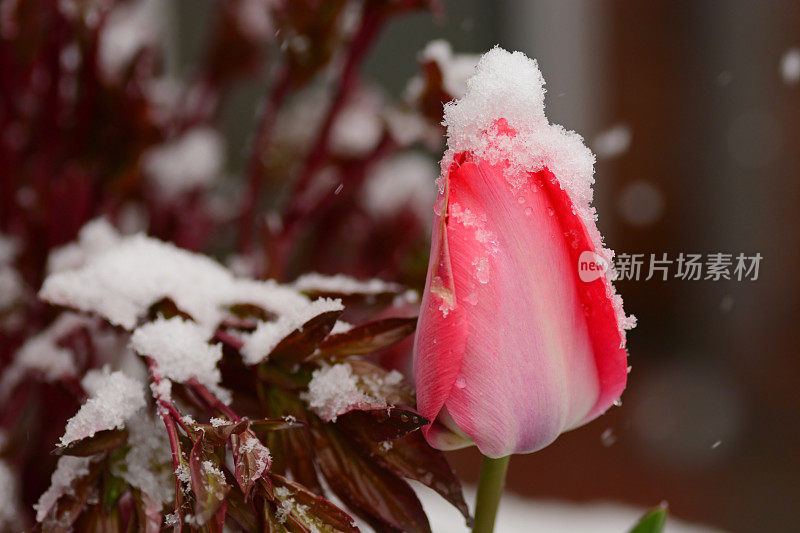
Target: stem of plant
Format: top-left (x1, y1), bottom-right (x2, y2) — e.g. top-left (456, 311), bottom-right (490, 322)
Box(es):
top-left (472, 455), bottom-right (510, 533)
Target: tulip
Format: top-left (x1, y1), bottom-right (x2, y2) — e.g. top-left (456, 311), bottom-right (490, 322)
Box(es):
top-left (413, 47), bottom-right (634, 461)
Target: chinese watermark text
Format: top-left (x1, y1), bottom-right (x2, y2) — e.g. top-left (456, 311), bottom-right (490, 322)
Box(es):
top-left (579, 252), bottom-right (762, 282)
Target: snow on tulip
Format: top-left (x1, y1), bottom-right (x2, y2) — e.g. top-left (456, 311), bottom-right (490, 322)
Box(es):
top-left (413, 47), bottom-right (636, 459)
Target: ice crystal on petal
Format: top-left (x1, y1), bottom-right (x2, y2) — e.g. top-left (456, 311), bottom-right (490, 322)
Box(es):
top-left (273, 486), bottom-right (316, 527)
top-left (201, 460), bottom-right (226, 485)
top-left (175, 463), bottom-right (191, 489)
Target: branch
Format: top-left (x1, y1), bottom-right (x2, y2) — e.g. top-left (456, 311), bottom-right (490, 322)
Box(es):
top-left (147, 358), bottom-right (187, 529)
top-left (189, 379), bottom-right (241, 421)
top-left (239, 66), bottom-right (292, 253)
top-left (282, 8), bottom-right (387, 228)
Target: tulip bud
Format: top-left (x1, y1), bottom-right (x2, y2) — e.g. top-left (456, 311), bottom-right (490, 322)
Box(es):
top-left (413, 47), bottom-right (635, 458)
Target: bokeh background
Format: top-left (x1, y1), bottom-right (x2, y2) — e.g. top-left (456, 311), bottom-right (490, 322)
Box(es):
top-left (4, 1), bottom-right (799, 531)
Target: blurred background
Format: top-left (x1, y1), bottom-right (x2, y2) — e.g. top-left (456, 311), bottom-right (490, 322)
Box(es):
top-left (2, 1), bottom-right (799, 531)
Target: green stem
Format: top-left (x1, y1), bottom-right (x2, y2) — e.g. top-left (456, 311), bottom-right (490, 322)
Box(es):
top-left (472, 455), bottom-right (510, 533)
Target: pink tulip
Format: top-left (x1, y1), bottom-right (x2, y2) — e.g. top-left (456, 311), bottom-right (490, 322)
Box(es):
top-left (413, 48), bottom-right (634, 458)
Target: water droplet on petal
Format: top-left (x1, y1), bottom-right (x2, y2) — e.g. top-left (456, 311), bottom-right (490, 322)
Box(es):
top-left (517, 196), bottom-right (526, 204)
top-left (547, 207), bottom-right (555, 217)
top-left (613, 398), bottom-right (623, 407)
top-left (455, 377), bottom-right (466, 389)
top-left (524, 207), bottom-right (532, 216)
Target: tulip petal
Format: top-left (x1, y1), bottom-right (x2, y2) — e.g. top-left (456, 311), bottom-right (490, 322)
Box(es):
top-left (413, 197), bottom-right (470, 448)
top-left (423, 156), bottom-right (627, 457)
top-left (537, 168), bottom-right (628, 423)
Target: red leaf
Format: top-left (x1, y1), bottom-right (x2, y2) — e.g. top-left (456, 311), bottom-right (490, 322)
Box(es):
top-left (294, 289), bottom-right (400, 309)
top-left (73, 502), bottom-right (123, 532)
top-left (249, 417), bottom-right (305, 434)
top-left (268, 473), bottom-right (359, 532)
top-left (232, 430), bottom-right (272, 499)
top-left (268, 310), bottom-right (342, 365)
top-left (53, 428), bottom-right (129, 457)
top-left (189, 419), bottom-right (250, 446)
top-left (261, 388), bottom-right (323, 495)
top-left (39, 459), bottom-right (104, 532)
top-left (371, 431), bottom-right (472, 527)
top-left (345, 359), bottom-right (415, 406)
top-left (188, 434), bottom-right (230, 526)
top-left (310, 418), bottom-right (430, 532)
top-left (224, 484), bottom-right (259, 531)
top-left (335, 407), bottom-right (428, 442)
top-left (316, 317), bottom-right (417, 357)
top-left (333, 406), bottom-right (471, 524)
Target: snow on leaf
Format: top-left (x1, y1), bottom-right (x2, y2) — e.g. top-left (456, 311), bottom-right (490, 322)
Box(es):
top-left (58, 368), bottom-right (146, 447)
top-left (302, 362), bottom-right (406, 422)
top-left (131, 316), bottom-right (231, 404)
top-left (40, 231), bottom-right (312, 331)
top-left (416, 40), bottom-right (480, 99)
top-left (240, 298), bottom-right (343, 365)
top-left (111, 414), bottom-right (174, 504)
top-left (291, 272), bottom-right (404, 297)
top-left (33, 456), bottom-right (94, 522)
top-left (0, 313), bottom-right (93, 398)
